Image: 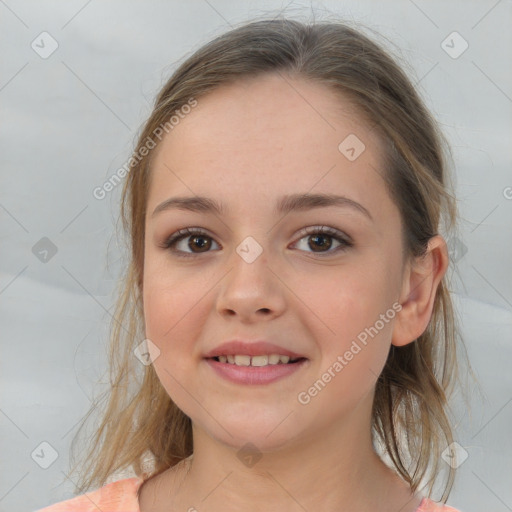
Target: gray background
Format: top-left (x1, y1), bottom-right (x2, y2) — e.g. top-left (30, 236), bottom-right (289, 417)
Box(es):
top-left (1, 1), bottom-right (511, 511)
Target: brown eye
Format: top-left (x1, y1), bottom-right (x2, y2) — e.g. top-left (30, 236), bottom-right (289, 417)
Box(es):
top-left (187, 234), bottom-right (212, 252)
top-left (162, 225), bottom-right (352, 259)
top-left (307, 233), bottom-right (333, 252)
top-left (162, 228), bottom-right (220, 258)
top-left (293, 226), bottom-right (353, 256)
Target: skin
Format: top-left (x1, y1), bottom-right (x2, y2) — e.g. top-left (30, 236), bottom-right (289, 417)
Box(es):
top-left (138, 73), bottom-right (449, 512)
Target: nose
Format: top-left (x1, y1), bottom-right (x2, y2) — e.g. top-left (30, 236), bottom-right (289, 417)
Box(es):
top-left (214, 246), bottom-right (286, 323)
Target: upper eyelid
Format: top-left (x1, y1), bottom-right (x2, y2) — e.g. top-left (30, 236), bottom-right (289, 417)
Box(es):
top-left (166, 225), bottom-right (349, 239)
top-left (163, 225), bottom-right (352, 250)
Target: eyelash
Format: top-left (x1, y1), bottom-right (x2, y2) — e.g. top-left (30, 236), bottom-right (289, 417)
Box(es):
top-left (160, 226), bottom-right (353, 259)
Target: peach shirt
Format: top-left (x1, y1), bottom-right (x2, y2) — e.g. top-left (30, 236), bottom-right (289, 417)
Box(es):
top-left (36, 476), bottom-right (463, 511)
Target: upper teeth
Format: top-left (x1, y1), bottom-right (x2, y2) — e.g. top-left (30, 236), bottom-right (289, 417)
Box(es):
top-left (216, 354), bottom-right (297, 366)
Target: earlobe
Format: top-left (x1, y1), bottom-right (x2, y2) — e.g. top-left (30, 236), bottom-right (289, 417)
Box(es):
top-left (391, 235), bottom-right (449, 347)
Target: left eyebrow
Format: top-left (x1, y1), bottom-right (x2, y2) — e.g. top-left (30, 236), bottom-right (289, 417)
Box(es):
top-left (151, 192), bottom-right (373, 222)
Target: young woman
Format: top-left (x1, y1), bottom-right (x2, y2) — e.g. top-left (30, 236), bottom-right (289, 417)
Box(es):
top-left (37, 16), bottom-right (467, 512)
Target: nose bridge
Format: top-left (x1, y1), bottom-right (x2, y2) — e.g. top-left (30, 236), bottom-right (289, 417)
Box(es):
top-left (215, 234), bottom-right (285, 318)
top-left (228, 234), bottom-right (271, 291)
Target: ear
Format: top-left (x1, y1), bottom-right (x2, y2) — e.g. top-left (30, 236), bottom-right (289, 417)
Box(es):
top-left (392, 235), bottom-right (450, 347)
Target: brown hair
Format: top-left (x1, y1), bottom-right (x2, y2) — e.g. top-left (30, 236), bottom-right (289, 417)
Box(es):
top-left (69, 16), bottom-right (471, 502)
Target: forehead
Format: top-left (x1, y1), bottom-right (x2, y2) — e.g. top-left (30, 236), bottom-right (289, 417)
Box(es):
top-left (147, 74), bottom-right (394, 223)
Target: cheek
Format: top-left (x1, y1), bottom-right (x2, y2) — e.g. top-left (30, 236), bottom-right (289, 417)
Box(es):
top-left (142, 275), bottom-right (204, 408)
top-left (299, 264), bottom-right (395, 378)
top-left (299, 265), bottom-right (384, 335)
top-left (142, 260), bottom-right (206, 363)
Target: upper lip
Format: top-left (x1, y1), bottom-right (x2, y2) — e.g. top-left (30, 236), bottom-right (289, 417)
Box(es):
top-left (203, 340), bottom-right (307, 359)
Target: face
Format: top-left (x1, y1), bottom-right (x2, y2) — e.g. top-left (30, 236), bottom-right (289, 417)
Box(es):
top-left (142, 73), bottom-right (406, 452)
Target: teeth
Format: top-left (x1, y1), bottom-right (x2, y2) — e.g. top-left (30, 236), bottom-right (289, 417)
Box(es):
top-left (249, 355), bottom-right (268, 366)
top-left (235, 355), bottom-right (251, 366)
top-left (268, 354), bottom-right (280, 364)
top-left (215, 354), bottom-right (297, 366)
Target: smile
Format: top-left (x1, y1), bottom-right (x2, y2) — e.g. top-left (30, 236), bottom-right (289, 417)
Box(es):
top-left (205, 356), bottom-right (308, 385)
top-left (211, 354), bottom-right (304, 366)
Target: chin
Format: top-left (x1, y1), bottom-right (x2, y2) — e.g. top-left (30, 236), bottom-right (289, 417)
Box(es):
top-left (192, 409), bottom-right (306, 452)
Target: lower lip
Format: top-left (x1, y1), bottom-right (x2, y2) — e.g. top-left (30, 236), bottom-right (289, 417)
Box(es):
top-left (204, 358), bottom-right (308, 385)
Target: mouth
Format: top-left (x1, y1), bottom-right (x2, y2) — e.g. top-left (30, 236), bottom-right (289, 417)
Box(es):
top-left (204, 355), bottom-right (309, 385)
top-left (206, 354), bottom-right (308, 366)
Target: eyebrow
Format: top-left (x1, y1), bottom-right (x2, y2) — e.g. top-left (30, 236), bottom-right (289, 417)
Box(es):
top-left (151, 193), bottom-right (373, 221)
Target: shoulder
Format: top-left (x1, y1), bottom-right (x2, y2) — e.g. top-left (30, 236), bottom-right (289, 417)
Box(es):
top-left (417, 497), bottom-right (463, 512)
top-left (34, 476), bottom-right (144, 512)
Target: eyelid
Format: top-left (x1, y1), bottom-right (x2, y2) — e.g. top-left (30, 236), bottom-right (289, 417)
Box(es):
top-left (294, 225), bottom-right (353, 244)
top-left (160, 227), bottom-right (217, 250)
top-left (161, 225), bottom-right (353, 257)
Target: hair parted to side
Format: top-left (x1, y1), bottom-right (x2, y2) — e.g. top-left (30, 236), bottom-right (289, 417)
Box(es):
top-left (68, 16), bottom-right (470, 502)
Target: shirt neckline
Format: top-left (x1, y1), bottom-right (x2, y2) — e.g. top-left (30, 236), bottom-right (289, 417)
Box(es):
top-left (130, 475), bottom-right (430, 512)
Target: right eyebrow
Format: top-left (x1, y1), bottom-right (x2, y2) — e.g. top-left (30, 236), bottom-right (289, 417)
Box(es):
top-left (151, 193), bottom-right (373, 222)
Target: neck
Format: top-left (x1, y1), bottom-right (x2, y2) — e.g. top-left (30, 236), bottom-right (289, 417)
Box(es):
top-left (151, 393), bottom-right (420, 512)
